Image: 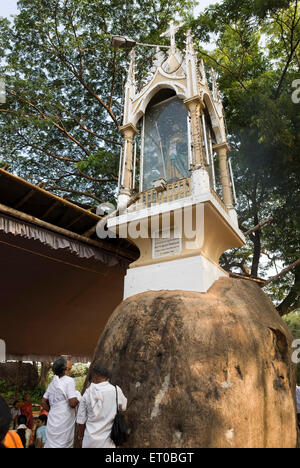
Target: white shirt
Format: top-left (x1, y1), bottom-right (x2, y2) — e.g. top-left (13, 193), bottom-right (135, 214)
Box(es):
top-left (296, 386), bottom-right (300, 414)
top-left (77, 381), bottom-right (127, 448)
top-left (11, 408), bottom-right (21, 420)
top-left (44, 375), bottom-right (77, 405)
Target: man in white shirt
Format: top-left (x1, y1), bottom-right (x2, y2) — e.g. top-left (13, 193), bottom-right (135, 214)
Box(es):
top-left (76, 362), bottom-right (127, 448)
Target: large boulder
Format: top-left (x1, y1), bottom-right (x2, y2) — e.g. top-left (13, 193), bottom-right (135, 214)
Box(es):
top-left (89, 278), bottom-right (298, 448)
top-left (0, 362), bottom-right (39, 391)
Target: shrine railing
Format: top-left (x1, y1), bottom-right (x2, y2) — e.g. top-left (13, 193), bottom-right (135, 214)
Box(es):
top-left (128, 178), bottom-right (192, 212)
top-left (210, 187), bottom-right (229, 214)
top-left (127, 179), bottom-right (229, 215)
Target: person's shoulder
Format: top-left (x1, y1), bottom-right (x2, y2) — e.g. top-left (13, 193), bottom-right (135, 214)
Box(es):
top-left (108, 382), bottom-right (118, 391)
top-left (63, 375), bottom-right (75, 383)
top-left (4, 430), bottom-right (24, 448)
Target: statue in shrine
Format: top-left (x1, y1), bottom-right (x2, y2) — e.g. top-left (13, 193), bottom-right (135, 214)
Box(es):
top-left (143, 96), bottom-right (189, 189)
top-left (165, 123), bottom-right (188, 181)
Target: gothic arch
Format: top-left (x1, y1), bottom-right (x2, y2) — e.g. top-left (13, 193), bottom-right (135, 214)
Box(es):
top-left (133, 81), bottom-right (187, 126)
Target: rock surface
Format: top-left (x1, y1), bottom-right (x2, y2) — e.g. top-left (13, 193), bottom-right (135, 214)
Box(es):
top-left (0, 362), bottom-right (39, 391)
top-left (89, 278), bottom-right (298, 448)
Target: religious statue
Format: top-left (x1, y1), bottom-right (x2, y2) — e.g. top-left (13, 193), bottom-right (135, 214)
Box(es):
top-left (143, 97), bottom-right (189, 189)
top-left (165, 123), bottom-right (187, 181)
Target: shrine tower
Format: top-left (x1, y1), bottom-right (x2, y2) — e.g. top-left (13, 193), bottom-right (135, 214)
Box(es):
top-left (107, 23), bottom-right (246, 299)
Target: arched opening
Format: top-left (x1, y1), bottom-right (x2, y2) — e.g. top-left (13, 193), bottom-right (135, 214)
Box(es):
top-left (141, 91), bottom-right (190, 191)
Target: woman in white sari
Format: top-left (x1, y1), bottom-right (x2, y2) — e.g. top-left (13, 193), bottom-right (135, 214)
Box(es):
top-left (41, 356), bottom-right (80, 449)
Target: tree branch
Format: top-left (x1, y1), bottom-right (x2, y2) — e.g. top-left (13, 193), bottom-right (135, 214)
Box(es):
top-left (7, 90), bottom-right (91, 157)
top-left (199, 49), bottom-right (248, 91)
top-left (45, 185), bottom-right (103, 203)
top-left (263, 259), bottom-right (300, 286)
top-left (242, 216), bottom-right (274, 236)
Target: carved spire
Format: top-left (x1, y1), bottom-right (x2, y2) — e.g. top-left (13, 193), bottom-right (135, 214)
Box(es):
top-left (199, 58), bottom-right (208, 86)
top-left (126, 49), bottom-right (136, 86)
top-left (123, 49), bottom-right (136, 125)
top-left (185, 30), bottom-right (200, 98)
top-left (160, 20), bottom-right (184, 53)
top-left (211, 68), bottom-right (221, 103)
top-left (153, 46), bottom-right (166, 68)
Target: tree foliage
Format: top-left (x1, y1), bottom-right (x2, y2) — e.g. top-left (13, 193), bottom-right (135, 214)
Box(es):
top-left (0, 0), bottom-right (299, 310)
top-left (0, 0), bottom-right (192, 204)
top-left (192, 0), bottom-right (299, 312)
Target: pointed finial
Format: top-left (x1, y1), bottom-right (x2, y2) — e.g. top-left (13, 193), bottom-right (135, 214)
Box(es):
top-left (199, 58), bottom-right (207, 85)
top-left (127, 48), bottom-right (136, 85)
top-left (160, 20), bottom-right (184, 52)
top-left (211, 68), bottom-right (219, 101)
top-left (186, 29), bottom-right (193, 42)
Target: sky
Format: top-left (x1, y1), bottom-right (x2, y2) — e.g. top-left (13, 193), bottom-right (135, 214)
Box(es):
top-left (0, 0), bottom-right (218, 18)
top-left (0, 1), bottom-right (18, 18)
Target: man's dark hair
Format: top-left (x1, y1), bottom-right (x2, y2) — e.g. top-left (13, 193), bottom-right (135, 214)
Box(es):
top-left (91, 362), bottom-right (111, 380)
top-left (0, 396), bottom-right (11, 448)
top-left (38, 414), bottom-right (47, 425)
top-left (52, 356), bottom-right (68, 377)
top-left (17, 415), bottom-right (27, 426)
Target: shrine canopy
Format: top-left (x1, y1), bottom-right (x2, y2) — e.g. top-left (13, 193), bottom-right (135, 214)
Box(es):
top-left (0, 169), bottom-right (138, 362)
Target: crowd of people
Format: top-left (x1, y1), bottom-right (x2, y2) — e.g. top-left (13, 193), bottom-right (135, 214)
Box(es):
top-left (0, 356), bottom-right (127, 449)
top-left (0, 396), bottom-right (48, 449)
top-left (1, 357), bottom-right (299, 448)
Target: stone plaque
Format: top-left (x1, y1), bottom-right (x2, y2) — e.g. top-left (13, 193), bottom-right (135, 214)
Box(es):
top-left (152, 235), bottom-right (182, 259)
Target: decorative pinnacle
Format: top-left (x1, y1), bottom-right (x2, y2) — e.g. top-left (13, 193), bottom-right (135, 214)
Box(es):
top-left (160, 20), bottom-right (184, 52)
top-left (127, 49), bottom-right (136, 85)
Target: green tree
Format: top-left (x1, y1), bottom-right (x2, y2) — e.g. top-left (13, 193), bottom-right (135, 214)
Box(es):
top-left (0, 0), bottom-right (192, 204)
top-left (192, 0), bottom-right (300, 313)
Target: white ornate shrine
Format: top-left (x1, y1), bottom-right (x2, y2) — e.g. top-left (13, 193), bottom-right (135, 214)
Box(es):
top-left (108, 24), bottom-right (246, 299)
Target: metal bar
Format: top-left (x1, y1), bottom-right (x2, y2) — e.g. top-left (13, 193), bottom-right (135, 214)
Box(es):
top-left (208, 130), bottom-right (216, 191)
top-left (118, 146), bottom-right (123, 193)
top-left (228, 158), bottom-right (237, 205)
top-left (132, 141), bottom-right (137, 191)
top-left (136, 41), bottom-right (170, 49)
top-left (187, 114), bottom-right (193, 168)
top-left (201, 114), bottom-right (210, 165)
top-left (121, 140), bottom-right (127, 187)
top-left (152, 95), bottom-right (177, 109)
top-left (155, 121), bottom-right (166, 179)
top-left (139, 115), bottom-right (145, 192)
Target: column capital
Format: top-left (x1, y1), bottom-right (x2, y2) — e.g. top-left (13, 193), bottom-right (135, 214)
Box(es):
top-left (184, 95), bottom-right (205, 109)
top-left (213, 142), bottom-right (231, 153)
top-left (120, 123), bottom-right (139, 137)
